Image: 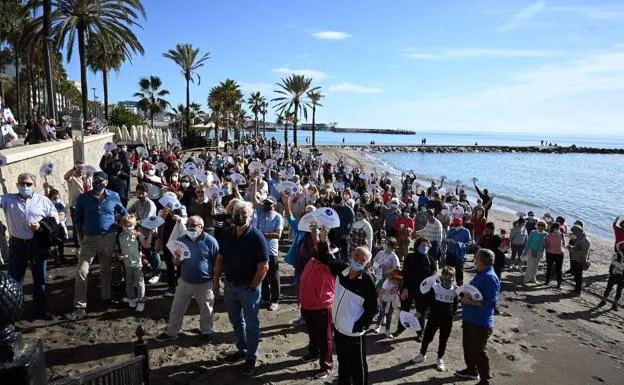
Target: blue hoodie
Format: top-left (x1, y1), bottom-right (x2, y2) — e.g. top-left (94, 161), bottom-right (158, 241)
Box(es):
top-left (462, 266), bottom-right (500, 328)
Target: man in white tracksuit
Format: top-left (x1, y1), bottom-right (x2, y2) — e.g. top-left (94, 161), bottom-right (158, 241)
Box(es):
top-left (318, 227), bottom-right (377, 385)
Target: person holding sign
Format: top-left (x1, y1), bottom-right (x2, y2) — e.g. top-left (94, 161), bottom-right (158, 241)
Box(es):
top-left (455, 249), bottom-right (500, 385)
top-left (156, 216), bottom-right (219, 344)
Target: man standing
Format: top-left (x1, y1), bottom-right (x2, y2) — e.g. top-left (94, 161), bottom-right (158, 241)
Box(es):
top-left (66, 172), bottom-right (127, 320)
top-left (0, 173), bottom-right (58, 319)
top-left (330, 195), bottom-right (355, 262)
top-left (418, 209), bottom-right (444, 263)
top-left (473, 182), bottom-right (493, 218)
top-left (213, 200), bottom-right (269, 376)
top-left (317, 227), bottom-right (377, 385)
top-left (156, 216), bottom-right (219, 344)
top-left (64, 161), bottom-right (92, 249)
top-left (254, 197), bottom-right (283, 311)
top-left (456, 249), bottom-right (500, 385)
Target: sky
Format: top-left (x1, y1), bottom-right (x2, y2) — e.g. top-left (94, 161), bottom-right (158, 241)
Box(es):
top-left (63, 0), bottom-right (624, 136)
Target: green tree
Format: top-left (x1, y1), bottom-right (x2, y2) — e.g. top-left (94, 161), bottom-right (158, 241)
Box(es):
top-left (260, 100), bottom-right (269, 137)
top-left (163, 43), bottom-right (209, 138)
top-left (273, 74), bottom-right (320, 147)
top-left (208, 79), bottom-right (242, 143)
top-left (246, 91), bottom-right (265, 136)
top-left (110, 104), bottom-right (143, 127)
top-left (50, 0), bottom-right (145, 122)
top-left (1, 1), bottom-right (30, 122)
top-left (133, 75), bottom-right (170, 128)
top-left (306, 89), bottom-right (323, 148)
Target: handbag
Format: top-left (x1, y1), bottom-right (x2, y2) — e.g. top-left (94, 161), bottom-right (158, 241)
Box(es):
top-left (583, 249), bottom-right (593, 271)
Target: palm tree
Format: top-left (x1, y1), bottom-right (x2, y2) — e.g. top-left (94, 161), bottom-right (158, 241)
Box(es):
top-left (50, 0), bottom-right (145, 121)
top-left (306, 90), bottom-right (323, 148)
top-left (2, 2), bottom-right (31, 123)
top-left (163, 43), bottom-right (210, 138)
top-left (208, 79), bottom-right (242, 143)
top-left (277, 110), bottom-right (295, 160)
top-left (168, 102), bottom-right (205, 134)
top-left (260, 100), bottom-right (269, 137)
top-left (133, 75), bottom-right (170, 128)
top-left (208, 86), bottom-right (224, 145)
top-left (246, 91), bottom-right (264, 136)
top-left (273, 74), bottom-right (320, 147)
top-left (88, 37), bottom-right (125, 121)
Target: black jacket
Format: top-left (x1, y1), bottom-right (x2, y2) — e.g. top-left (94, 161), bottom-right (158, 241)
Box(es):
top-left (403, 251), bottom-right (436, 291)
top-left (35, 216), bottom-right (62, 250)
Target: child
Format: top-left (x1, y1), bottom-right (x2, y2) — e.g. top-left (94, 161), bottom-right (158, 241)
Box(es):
top-left (412, 266), bottom-right (459, 372)
top-left (373, 270), bottom-right (402, 338)
top-left (118, 215), bottom-right (146, 312)
top-left (499, 229), bottom-right (510, 254)
top-left (372, 237), bottom-right (401, 286)
top-left (47, 187), bottom-right (68, 265)
top-left (598, 241), bottom-right (624, 311)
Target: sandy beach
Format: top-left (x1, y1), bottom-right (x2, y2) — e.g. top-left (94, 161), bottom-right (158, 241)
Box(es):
top-left (13, 147), bottom-right (624, 385)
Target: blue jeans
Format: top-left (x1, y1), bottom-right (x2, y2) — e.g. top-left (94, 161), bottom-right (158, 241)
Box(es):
top-left (8, 238), bottom-right (47, 312)
top-left (150, 251), bottom-right (161, 276)
top-left (224, 282), bottom-right (261, 360)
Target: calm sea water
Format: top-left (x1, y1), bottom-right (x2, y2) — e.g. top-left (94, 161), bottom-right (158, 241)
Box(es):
top-left (268, 130), bottom-right (624, 149)
top-left (374, 151), bottom-right (624, 239)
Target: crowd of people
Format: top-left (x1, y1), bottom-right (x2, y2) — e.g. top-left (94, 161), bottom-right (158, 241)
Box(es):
top-left (1, 133), bottom-right (621, 385)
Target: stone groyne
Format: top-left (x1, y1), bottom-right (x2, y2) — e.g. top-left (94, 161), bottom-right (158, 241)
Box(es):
top-left (313, 144), bottom-right (624, 155)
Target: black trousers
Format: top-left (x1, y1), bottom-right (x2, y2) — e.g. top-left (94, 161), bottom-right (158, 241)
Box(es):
top-left (163, 248), bottom-right (180, 289)
top-left (421, 312), bottom-right (453, 358)
top-left (510, 244), bottom-right (524, 261)
top-left (261, 255), bottom-right (280, 303)
top-left (335, 329), bottom-right (368, 385)
top-left (462, 321), bottom-right (492, 380)
top-left (545, 252), bottom-right (564, 286)
top-left (396, 288), bottom-right (427, 336)
top-left (570, 260), bottom-right (584, 293)
top-left (604, 274), bottom-right (623, 303)
top-left (302, 308), bottom-right (333, 371)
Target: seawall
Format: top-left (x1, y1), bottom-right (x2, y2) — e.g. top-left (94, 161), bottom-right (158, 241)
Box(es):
top-left (311, 144), bottom-right (624, 155)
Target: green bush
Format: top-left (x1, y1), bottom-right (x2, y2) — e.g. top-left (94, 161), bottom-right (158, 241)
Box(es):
top-left (110, 105), bottom-right (144, 128)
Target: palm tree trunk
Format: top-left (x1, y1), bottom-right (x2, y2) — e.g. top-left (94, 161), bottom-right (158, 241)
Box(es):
top-left (262, 114), bottom-right (266, 137)
top-left (151, 110), bottom-right (154, 129)
top-left (43, 0), bottom-right (56, 121)
top-left (284, 122), bottom-right (289, 160)
top-left (28, 57), bottom-right (35, 117)
top-left (14, 47), bottom-right (21, 124)
top-left (312, 105), bottom-right (316, 148)
top-left (185, 78), bottom-right (190, 139)
top-left (102, 67), bottom-right (109, 121)
top-left (77, 27), bottom-right (89, 121)
top-left (293, 102), bottom-right (298, 147)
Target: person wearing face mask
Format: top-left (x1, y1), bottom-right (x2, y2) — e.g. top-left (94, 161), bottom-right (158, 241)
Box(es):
top-left (213, 200), bottom-right (269, 376)
top-left (329, 195), bottom-right (355, 262)
top-left (444, 218), bottom-right (472, 286)
top-left (395, 208), bottom-right (415, 261)
top-left (155, 216), bottom-right (219, 344)
top-left (411, 266), bottom-right (459, 372)
top-left (0, 173), bottom-right (59, 320)
top-left (67, 172), bottom-right (127, 321)
top-left (178, 176), bottom-right (195, 208)
top-left (396, 237), bottom-right (436, 339)
top-left (314, 227), bottom-right (377, 385)
top-left (348, 208), bottom-right (373, 258)
top-left (417, 209), bottom-right (444, 265)
top-left (383, 198), bottom-right (402, 239)
top-left (253, 197), bottom-right (284, 311)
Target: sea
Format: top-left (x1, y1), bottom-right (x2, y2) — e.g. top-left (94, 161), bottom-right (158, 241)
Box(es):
top-left (267, 130), bottom-right (624, 239)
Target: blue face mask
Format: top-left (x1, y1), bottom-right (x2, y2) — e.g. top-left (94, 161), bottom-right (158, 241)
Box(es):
top-left (418, 245), bottom-right (430, 255)
top-left (186, 230), bottom-right (199, 240)
top-left (350, 260), bottom-right (365, 272)
top-left (18, 186), bottom-right (33, 198)
top-left (93, 182), bottom-right (105, 192)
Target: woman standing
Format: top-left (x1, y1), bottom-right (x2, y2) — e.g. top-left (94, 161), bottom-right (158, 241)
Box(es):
top-left (523, 221), bottom-right (547, 284)
top-left (471, 207), bottom-right (487, 243)
top-left (544, 223), bottom-right (566, 288)
top-left (348, 208), bottom-right (374, 257)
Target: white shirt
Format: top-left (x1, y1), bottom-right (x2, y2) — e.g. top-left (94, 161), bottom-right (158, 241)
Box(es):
top-left (0, 193), bottom-right (59, 239)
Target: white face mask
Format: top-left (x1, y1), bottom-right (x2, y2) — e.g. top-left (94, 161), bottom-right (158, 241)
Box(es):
top-left (171, 175), bottom-right (179, 182)
top-left (124, 227), bottom-right (134, 232)
top-left (186, 230), bottom-right (200, 240)
top-left (147, 170), bottom-right (156, 176)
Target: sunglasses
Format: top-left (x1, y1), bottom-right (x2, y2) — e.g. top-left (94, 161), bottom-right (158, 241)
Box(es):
top-left (18, 182), bottom-right (33, 187)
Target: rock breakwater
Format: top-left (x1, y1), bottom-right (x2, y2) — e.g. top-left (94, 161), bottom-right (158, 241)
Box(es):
top-left (312, 144), bottom-right (624, 155)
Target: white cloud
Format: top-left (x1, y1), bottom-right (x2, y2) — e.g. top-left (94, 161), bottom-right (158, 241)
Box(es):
top-left (498, 1), bottom-right (546, 32)
top-left (327, 82), bottom-right (382, 94)
top-left (312, 31), bottom-right (352, 40)
top-left (272, 67), bottom-right (330, 81)
top-left (393, 50), bottom-right (624, 134)
top-left (547, 4), bottom-right (624, 20)
top-left (240, 82), bottom-right (275, 95)
top-left (403, 48), bottom-right (559, 60)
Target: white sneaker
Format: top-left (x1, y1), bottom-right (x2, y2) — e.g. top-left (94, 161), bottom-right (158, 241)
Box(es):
top-left (411, 353), bottom-right (426, 364)
top-left (148, 275), bottom-right (160, 284)
top-left (436, 358), bottom-right (445, 371)
top-left (385, 329), bottom-right (394, 339)
top-left (129, 299), bottom-right (137, 308)
top-left (268, 303), bottom-right (279, 311)
top-left (373, 326), bottom-right (381, 334)
top-left (136, 302), bottom-right (145, 312)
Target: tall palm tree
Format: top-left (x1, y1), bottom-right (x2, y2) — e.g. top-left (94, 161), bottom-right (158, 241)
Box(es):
top-left (260, 100), bottom-right (268, 137)
top-left (306, 89), bottom-right (323, 148)
top-left (273, 74), bottom-right (320, 147)
top-left (246, 91), bottom-right (264, 136)
top-left (133, 75), bottom-right (170, 128)
top-left (87, 36), bottom-right (130, 121)
top-left (163, 43), bottom-right (210, 138)
top-left (3, 2), bottom-right (31, 123)
top-left (50, 0), bottom-right (145, 121)
top-left (277, 110), bottom-right (295, 160)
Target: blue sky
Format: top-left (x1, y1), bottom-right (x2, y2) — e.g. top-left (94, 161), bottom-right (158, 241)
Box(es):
top-left (64, 0), bottom-right (624, 135)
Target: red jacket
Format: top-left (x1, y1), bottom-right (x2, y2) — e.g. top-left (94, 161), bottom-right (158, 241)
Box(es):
top-left (300, 258), bottom-right (336, 311)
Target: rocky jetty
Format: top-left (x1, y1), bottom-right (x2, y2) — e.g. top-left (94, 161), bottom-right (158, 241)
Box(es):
top-left (313, 144), bottom-right (624, 155)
